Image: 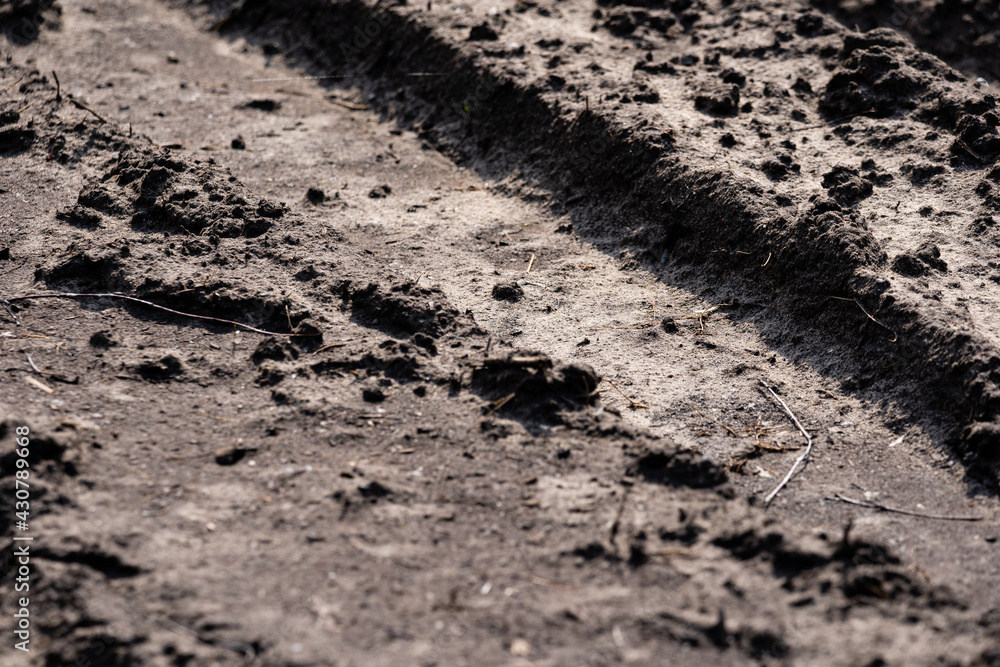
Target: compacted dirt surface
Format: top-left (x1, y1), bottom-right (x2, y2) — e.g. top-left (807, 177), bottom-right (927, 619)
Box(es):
top-left (5, 0), bottom-right (1000, 665)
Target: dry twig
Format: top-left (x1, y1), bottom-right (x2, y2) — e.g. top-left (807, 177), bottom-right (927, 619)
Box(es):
top-left (484, 392), bottom-right (516, 418)
top-left (1, 292), bottom-right (315, 336)
top-left (760, 381), bottom-right (812, 506)
top-left (69, 96), bottom-right (107, 123)
top-left (829, 296), bottom-right (896, 342)
top-left (600, 378), bottom-right (650, 409)
top-left (831, 493), bottom-right (984, 522)
top-left (329, 99), bottom-right (368, 111)
top-left (695, 407), bottom-right (739, 437)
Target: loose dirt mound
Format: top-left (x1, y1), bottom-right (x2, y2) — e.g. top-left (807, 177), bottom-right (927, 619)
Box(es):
top-left (815, 0), bottom-right (1000, 83)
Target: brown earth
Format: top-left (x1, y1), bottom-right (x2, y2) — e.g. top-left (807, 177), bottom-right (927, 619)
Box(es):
top-left (3, 0), bottom-right (1000, 665)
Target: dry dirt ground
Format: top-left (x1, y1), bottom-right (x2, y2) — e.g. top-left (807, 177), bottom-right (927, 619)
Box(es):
top-left (4, 0), bottom-right (1000, 665)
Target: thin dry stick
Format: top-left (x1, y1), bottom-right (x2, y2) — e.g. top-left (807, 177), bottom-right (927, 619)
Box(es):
top-left (312, 342), bottom-right (349, 355)
top-left (832, 493), bottom-right (984, 522)
top-left (329, 99), bottom-right (368, 111)
top-left (1, 292), bottom-right (313, 336)
top-left (829, 296), bottom-right (897, 342)
top-left (761, 381), bottom-right (813, 506)
top-left (248, 74), bottom-right (348, 82)
top-left (601, 379), bottom-right (650, 409)
top-left (24, 353), bottom-right (41, 374)
top-left (69, 97), bottom-right (107, 123)
top-left (584, 322), bottom-right (655, 331)
top-left (1, 74), bottom-right (26, 97)
top-left (485, 392), bottom-right (516, 418)
top-left (0, 298), bottom-right (20, 324)
top-left (694, 407), bottom-right (739, 437)
top-left (526, 254), bottom-right (536, 273)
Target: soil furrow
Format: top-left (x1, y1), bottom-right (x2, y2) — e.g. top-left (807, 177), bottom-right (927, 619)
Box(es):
top-left (174, 0), bottom-right (1000, 484)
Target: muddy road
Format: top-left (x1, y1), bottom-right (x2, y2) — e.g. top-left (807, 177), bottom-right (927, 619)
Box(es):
top-left (2, 0), bottom-right (1000, 664)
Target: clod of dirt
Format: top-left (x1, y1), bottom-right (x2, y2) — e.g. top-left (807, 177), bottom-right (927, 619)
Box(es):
top-left (60, 148), bottom-right (281, 237)
top-left (0, 127), bottom-right (35, 154)
top-left (821, 165), bottom-right (874, 205)
top-left (901, 162), bottom-right (948, 185)
top-left (36, 247), bottom-right (124, 291)
top-left (963, 421), bottom-right (1000, 462)
top-left (214, 445), bottom-right (255, 465)
top-left (412, 332), bottom-right (437, 355)
top-left (761, 158), bottom-right (797, 181)
top-left (340, 280), bottom-right (461, 338)
top-left (251, 338), bottom-right (299, 364)
top-left (794, 10), bottom-right (836, 37)
top-left (358, 480), bottom-right (392, 499)
top-left (627, 447), bottom-right (727, 488)
top-left (294, 265), bottom-right (319, 281)
top-left (820, 30), bottom-right (951, 119)
top-left (306, 187), bottom-right (326, 204)
top-left (134, 353), bottom-right (185, 382)
top-left (491, 281), bottom-right (524, 302)
top-left (0, 422), bottom-right (82, 476)
top-left (470, 353), bottom-right (600, 425)
top-left (695, 84), bottom-right (740, 117)
top-left (468, 22), bottom-right (498, 41)
top-left (362, 386), bottom-right (386, 403)
top-left (368, 183), bottom-right (392, 198)
top-left (0, 0), bottom-right (61, 45)
top-left (953, 114), bottom-right (1000, 161)
top-left (240, 98), bottom-right (281, 112)
top-left (891, 242), bottom-right (948, 277)
top-left (231, 135), bottom-right (246, 149)
top-left (88, 330), bottom-right (119, 348)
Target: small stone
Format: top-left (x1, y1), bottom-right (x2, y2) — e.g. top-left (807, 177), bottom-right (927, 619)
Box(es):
top-left (306, 187), bottom-right (326, 204)
top-left (231, 136), bottom-right (246, 150)
top-left (509, 639), bottom-right (531, 656)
